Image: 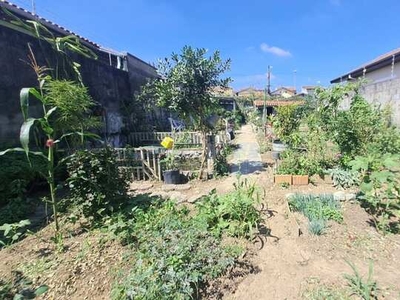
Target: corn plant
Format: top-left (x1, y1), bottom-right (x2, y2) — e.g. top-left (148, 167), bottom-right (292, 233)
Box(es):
top-left (344, 260), bottom-right (378, 300)
top-left (0, 51), bottom-right (98, 237)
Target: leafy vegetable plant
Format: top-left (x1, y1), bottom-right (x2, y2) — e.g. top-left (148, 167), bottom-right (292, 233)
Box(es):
top-left (289, 194), bottom-right (342, 235)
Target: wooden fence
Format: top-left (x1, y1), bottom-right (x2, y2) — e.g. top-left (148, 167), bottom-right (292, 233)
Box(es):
top-left (115, 147), bottom-right (163, 181)
top-left (118, 131), bottom-right (229, 181)
top-left (128, 131), bottom-right (202, 147)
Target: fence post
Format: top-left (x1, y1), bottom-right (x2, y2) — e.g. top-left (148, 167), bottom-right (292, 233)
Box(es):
top-left (207, 134), bottom-right (216, 177)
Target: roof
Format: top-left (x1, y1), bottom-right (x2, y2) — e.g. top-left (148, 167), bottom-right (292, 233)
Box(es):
top-left (272, 86), bottom-right (296, 93)
top-left (253, 100), bottom-right (304, 107)
top-left (331, 47), bottom-right (400, 83)
top-left (302, 85), bottom-right (317, 90)
top-left (0, 0), bottom-right (100, 49)
top-left (0, 0), bottom-right (157, 70)
top-left (236, 87), bottom-right (264, 94)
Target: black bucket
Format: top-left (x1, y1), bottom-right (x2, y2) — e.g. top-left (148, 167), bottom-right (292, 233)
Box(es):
top-left (163, 169), bottom-right (181, 184)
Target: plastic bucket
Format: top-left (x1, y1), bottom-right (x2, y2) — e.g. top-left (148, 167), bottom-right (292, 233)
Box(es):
top-left (163, 169), bottom-right (181, 184)
top-left (272, 140), bottom-right (287, 152)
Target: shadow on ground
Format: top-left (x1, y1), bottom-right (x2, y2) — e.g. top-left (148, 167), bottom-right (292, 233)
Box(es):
top-left (230, 160), bottom-right (264, 175)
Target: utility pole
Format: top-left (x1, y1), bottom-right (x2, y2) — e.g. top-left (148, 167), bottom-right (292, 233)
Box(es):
top-left (293, 69), bottom-right (297, 94)
top-left (267, 65), bottom-right (271, 95)
top-left (263, 65), bottom-right (272, 127)
top-left (31, 0), bottom-right (36, 15)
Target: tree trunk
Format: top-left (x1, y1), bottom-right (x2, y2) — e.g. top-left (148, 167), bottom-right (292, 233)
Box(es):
top-left (198, 131), bottom-right (207, 179)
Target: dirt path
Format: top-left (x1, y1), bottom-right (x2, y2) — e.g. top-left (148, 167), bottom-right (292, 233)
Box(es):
top-left (223, 126), bottom-right (400, 300)
top-left (230, 125), bottom-right (263, 175)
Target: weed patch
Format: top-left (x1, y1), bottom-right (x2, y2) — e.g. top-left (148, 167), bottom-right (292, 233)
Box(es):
top-left (195, 178), bottom-right (263, 238)
top-left (111, 201), bottom-right (239, 299)
top-left (289, 194), bottom-right (342, 235)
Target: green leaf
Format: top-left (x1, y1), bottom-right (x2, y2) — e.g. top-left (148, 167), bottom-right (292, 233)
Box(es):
top-left (29, 88), bottom-right (44, 103)
top-left (0, 148), bottom-right (47, 160)
top-left (20, 118), bottom-right (37, 159)
top-left (19, 219), bottom-right (31, 226)
top-left (349, 156), bottom-right (369, 171)
top-left (360, 182), bottom-right (373, 193)
top-left (55, 131), bottom-right (100, 143)
top-left (382, 155), bottom-right (400, 169)
top-left (371, 170), bottom-right (392, 183)
top-left (34, 285), bottom-right (49, 296)
top-left (0, 224), bottom-right (11, 236)
top-left (13, 294), bottom-right (24, 300)
top-left (20, 88), bottom-right (31, 121)
top-left (45, 106), bottom-right (57, 119)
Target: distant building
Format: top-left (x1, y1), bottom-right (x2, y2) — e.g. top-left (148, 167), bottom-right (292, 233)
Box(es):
top-left (271, 86), bottom-right (296, 98)
top-left (235, 87), bottom-right (265, 98)
top-left (301, 86), bottom-right (318, 96)
top-left (253, 99), bottom-right (304, 116)
top-left (331, 47), bottom-right (400, 126)
top-left (211, 86), bottom-right (234, 97)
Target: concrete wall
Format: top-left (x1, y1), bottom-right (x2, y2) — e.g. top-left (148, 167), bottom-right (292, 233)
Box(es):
top-left (338, 64), bottom-right (400, 126)
top-left (0, 21), bottom-right (158, 146)
top-left (361, 77), bottom-right (400, 126)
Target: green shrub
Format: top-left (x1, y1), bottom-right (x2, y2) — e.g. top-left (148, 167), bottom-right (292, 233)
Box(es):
top-left (67, 148), bottom-right (128, 226)
top-left (111, 201), bottom-right (237, 300)
top-left (0, 153), bottom-right (46, 207)
top-left (195, 178), bottom-right (262, 238)
top-left (0, 219), bottom-right (31, 247)
top-left (271, 105), bottom-right (301, 143)
top-left (350, 153), bottom-right (400, 233)
top-left (328, 168), bottom-right (360, 189)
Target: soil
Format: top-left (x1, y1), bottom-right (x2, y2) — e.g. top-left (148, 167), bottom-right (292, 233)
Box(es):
top-left (1, 126), bottom-right (400, 299)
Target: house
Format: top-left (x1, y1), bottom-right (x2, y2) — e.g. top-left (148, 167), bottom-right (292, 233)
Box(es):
top-left (0, 0), bottom-right (159, 146)
top-left (301, 86), bottom-right (318, 96)
top-left (253, 99), bottom-right (304, 116)
top-left (331, 47), bottom-right (400, 126)
top-left (211, 87), bottom-right (236, 111)
top-left (271, 86), bottom-right (296, 98)
top-left (235, 87), bottom-right (265, 98)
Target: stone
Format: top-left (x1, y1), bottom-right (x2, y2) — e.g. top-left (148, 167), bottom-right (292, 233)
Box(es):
top-left (345, 193), bottom-right (356, 201)
top-left (129, 182), bottom-right (153, 191)
top-left (152, 191), bottom-right (186, 203)
top-left (188, 195), bottom-right (202, 203)
top-left (285, 193), bottom-right (296, 200)
top-left (162, 184), bottom-right (191, 191)
top-left (334, 191), bottom-right (346, 201)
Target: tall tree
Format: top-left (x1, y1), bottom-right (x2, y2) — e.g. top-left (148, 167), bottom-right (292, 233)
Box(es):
top-left (142, 46), bottom-right (231, 178)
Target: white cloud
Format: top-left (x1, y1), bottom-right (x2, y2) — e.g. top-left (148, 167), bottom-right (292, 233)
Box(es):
top-left (260, 43), bottom-right (292, 57)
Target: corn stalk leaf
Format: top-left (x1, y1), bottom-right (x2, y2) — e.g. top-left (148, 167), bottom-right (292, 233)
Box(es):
top-left (0, 147), bottom-right (47, 160)
top-left (20, 118), bottom-right (37, 158)
top-left (55, 131), bottom-right (100, 144)
top-left (45, 106), bottom-right (57, 119)
top-left (20, 88), bottom-right (31, 121)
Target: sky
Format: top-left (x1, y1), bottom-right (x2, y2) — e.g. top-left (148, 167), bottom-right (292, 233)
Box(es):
top-left (9, 0), bottom-right (400, 91)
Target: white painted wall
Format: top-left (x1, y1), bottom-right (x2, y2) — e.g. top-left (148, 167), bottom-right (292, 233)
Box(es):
top-left (338, 62), bottom-right (400, 126)
top-left (363, 64), bottom-right (400, 83)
